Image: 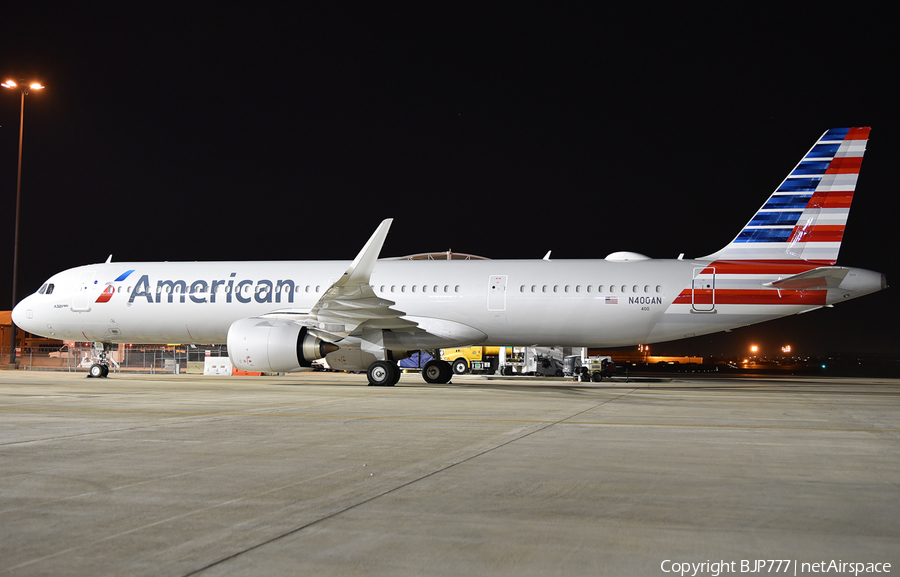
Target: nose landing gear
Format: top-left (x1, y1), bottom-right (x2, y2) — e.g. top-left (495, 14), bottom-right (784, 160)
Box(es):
top-left (87, 342), bottom-right (114, 378)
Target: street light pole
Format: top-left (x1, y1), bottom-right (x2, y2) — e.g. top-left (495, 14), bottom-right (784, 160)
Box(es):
top-left (3, 79), bottom-right (44, 366)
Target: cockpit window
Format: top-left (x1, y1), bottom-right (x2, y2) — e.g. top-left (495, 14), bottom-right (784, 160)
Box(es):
top-left (38, 284), bottom-right (47, 294)
top-left (46, 284), bottom-right (54, 294)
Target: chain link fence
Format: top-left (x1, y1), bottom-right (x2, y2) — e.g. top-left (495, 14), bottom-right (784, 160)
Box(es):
top-left (12, 343), bottom-right (229, 375)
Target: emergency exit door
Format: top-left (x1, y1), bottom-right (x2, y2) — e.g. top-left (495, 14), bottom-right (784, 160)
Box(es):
top-left (488, 275), bottom-right (507, 311)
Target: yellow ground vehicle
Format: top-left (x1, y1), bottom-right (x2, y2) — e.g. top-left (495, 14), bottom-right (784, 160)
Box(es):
top-left (440, 346), bottom-right (504, 375)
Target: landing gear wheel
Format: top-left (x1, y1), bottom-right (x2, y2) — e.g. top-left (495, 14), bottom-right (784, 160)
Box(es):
top-left (89, 364), bottom-right (105, 378)
top-left (422, 360), bottom-right (452, 384)
top-left (451, 358), bottom-right (468, 375)
top-left (388, 364), bottom-right (401, 385)
top-left (367, 361), bottom-right (399, 386)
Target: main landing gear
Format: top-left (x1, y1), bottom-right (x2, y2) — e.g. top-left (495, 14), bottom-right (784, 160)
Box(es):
top-left (367, 360), bottom-right (402, 386)
top-left (421, 360), bottom-right (452, 384)
top-left (365, 358), bottom-right (454, 386)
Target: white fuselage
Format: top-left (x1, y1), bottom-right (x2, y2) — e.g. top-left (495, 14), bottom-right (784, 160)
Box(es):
top-left (11, 258), bottom-right (884, 349)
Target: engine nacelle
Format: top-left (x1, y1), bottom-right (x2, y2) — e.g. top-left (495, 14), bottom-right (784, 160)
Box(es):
top-left (226, 318), bottom-right (338, 373)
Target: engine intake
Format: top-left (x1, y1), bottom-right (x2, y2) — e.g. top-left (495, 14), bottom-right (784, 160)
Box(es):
top-left (227, 318), bottom-right (338, 373)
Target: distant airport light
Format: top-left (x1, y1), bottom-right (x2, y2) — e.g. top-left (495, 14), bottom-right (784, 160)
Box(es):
top-left (3, 78), bottom-right (45, 366)
top-left (782, 345), bottom-right (791, 354)
top-left (750, 345), bottom-right (758, 353)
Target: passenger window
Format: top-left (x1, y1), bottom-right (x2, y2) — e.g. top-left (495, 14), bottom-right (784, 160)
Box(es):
top-left (609, 285), bottom-right (616, 293)
top-left (587, 286), bottom-right (592, 293)
top-left (621, 285), bottom-right (627, 292)
top-left (656, 285), bottom-right (662, 293)
top-left (598, 285), bottom-right (604, 293)
top-left (575, 285), bottom-right (581, 292)
top-left (633, 285), bottom-right (639, 292)
top-left (644, 285), bottom-right (650, 293)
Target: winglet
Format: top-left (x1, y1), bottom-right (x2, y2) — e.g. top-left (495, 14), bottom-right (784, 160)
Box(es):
top-left (336, 219), bottom-right (393, 287)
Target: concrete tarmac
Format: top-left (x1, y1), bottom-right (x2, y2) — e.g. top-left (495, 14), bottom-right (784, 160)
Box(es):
top-left (1, 370), bottom-right (898, 576)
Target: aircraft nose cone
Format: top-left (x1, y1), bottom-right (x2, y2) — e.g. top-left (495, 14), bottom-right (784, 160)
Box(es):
top-left (11, 299), bottom-right (34, 330)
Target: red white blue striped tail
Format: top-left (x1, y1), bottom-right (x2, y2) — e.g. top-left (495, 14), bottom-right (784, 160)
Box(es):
top-left (702, 127), bottom-right (869, 265)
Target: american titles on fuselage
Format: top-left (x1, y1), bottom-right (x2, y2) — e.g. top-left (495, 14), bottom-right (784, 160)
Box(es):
top-left (94, 273), bottom-right (667, 306)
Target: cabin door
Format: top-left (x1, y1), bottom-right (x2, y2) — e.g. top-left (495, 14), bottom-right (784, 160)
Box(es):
top-left (72, 271), bottom-right (96, 312)
top-left (691, 267), bottom-right (716, 313)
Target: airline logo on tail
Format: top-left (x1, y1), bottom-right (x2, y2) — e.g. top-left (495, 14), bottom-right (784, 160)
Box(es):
top-left (705, 127), bottom-right (869, 264)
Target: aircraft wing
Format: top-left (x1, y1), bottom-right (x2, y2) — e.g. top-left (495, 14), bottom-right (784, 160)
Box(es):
top-left (265, 219), bottom-right (417, 342)
top-left (762, 266), bottom-right (851, 289)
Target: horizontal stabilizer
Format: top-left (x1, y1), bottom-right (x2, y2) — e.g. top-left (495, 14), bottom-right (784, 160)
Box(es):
top-left (763, 266), bottom-right (850, 289)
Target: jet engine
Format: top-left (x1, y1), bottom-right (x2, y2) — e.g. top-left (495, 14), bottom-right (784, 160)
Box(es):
top-left (226, 318), bottom-right (339, 373)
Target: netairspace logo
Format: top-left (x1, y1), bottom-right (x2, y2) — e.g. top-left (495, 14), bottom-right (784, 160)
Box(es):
top-left (660, 559), bottom-right (891, 577)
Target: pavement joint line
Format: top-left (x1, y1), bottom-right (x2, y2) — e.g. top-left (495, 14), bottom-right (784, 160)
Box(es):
top-left (3, 465), bottom-right (353, 574)
top-left (181, 386), bottom-right (636, 575)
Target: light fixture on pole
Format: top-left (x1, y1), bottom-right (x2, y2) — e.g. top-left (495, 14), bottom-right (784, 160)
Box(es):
top-left (3, 79), bottom-right (44, 366)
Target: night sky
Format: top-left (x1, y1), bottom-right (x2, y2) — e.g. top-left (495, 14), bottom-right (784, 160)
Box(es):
top-left (1, 5), bottom-right (896, 357)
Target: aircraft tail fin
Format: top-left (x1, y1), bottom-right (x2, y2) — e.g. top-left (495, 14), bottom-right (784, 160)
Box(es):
top-left (701, 127), bottom-right (870, 264)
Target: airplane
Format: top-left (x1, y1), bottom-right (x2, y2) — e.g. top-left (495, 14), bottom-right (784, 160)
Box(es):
top-left (11, 127), bottom-right (886, 385)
